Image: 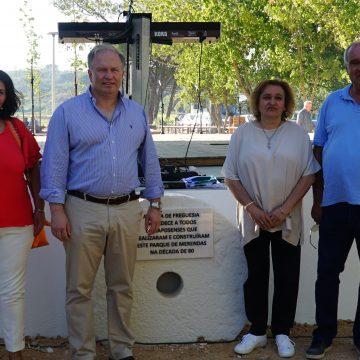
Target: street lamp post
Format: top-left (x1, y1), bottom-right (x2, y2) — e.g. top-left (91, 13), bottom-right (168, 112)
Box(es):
top-left (160, 89), bottom-right (164, 134)
top-left (159, 80), bottom-right (164, 134)
top-left (48, 32), bottom-right (58, 114)
top-left (30, 58), bottom-right (35, 134)
top-left (74, 45), bottom-right (78, 96)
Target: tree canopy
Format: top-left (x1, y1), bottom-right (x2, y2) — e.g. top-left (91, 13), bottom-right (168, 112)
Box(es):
top-left (51, 0), bottom-right (360, 119)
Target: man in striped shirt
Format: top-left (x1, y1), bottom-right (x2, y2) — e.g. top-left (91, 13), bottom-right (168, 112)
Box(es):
top-left (40, 44), bottom-right (164, 360)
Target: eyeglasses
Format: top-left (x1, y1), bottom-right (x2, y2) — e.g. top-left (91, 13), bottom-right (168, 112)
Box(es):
top-left (309, 223), bottom-right (319, 249)
top-left (349, 60), bottom-right (360, 68)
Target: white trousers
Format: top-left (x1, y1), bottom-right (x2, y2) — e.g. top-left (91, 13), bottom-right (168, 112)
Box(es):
top-left (0, 226), bottom-right (33, 352)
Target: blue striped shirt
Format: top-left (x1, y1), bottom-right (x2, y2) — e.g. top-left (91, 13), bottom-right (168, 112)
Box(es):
top-left (40, 89), bottom-right (164, 204)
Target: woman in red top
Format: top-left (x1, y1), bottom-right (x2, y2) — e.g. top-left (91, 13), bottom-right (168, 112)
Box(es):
top-left (0, 70), bottom-right (44, 360)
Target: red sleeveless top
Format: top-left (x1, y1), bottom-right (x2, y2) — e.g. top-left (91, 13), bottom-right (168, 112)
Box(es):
top-left (0, 118), bottom-right (41, 227)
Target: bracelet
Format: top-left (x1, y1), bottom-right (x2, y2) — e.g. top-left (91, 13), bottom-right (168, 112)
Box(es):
top-left (280, 207), bottom-right (287, 215)
top-left (244, 201), bottom-right (255, 211)
top-left (35, 209), bottom-right (45, 213)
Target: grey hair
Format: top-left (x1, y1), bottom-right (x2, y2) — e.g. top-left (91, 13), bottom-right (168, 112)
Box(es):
top-left (344, 41), bottom-right (360, 68)
top-left (304, 100), bottom-right (312, 106)
top-left (87, 43), bottom-right (125, 69)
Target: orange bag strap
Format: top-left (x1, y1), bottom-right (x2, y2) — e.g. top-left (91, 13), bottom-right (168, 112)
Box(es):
top-left (6, 120), bottom-right (31, 183)
top-left (6, 120), bottom-right (22, 149)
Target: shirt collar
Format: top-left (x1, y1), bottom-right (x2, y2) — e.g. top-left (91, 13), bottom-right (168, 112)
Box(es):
top-left (87, 86), bottom-right (124, 106)
top-left (86, 87), bottom-right (126, 120)
top-left (340, 84), bottom-right (354, 101)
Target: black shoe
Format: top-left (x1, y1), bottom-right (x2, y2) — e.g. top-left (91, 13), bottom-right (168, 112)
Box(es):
top-left (306, 338), bottom-right (332, 359)
top-left (109, 357), bottom-right (134, 360)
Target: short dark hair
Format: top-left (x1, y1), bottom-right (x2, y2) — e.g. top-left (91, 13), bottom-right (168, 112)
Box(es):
top-left (250, 79), bottom-right (295, 122)
top-left (344, 41), bottom-right (360, 69)
top-left (87, 43), bottom-right (125, 69)
top-left (0, 70), bottom-right (21, 119)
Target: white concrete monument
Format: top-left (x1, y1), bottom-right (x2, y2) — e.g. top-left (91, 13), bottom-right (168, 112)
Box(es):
top-left (94, 191), bottom-right (247, 343)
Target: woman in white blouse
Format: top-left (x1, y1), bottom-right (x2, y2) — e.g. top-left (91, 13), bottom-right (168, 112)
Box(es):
top-left (222, 79), bottom-right (320, 358)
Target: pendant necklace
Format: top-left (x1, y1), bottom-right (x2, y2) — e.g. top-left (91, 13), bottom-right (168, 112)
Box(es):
top-left (260, 121), bottom-right (281, 150)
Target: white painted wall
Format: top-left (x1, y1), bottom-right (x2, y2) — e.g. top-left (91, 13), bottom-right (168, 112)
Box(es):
top-left (1, 189), bottom-right (358, 341)
top-left (296, 191), bottom-right (360, 324)
top-left (26, 228), bottom-right (67, 336)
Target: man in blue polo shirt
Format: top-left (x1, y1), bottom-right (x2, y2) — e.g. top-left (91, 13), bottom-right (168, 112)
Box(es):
top-left (306, 41), bottom-right (360, 359)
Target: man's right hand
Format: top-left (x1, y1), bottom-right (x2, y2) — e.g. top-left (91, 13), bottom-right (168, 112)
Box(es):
top-left (311, 202), bottom-right (322, 224)
top-left (49, 203), bottom-right (71, 241)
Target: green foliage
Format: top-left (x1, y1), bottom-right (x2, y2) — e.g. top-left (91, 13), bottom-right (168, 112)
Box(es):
top-left (9, 67), bottom-right (89, 117)
top-left (20, 0), bottom-right (41, 94)
top-left (52, 0), bottom-right (360, 117)
top-left (19, 0), bottom-right (43, 130)
top-left (19, 0), bottom-right (42, 68)
top-left (53, 0), bottom-right (122, 21)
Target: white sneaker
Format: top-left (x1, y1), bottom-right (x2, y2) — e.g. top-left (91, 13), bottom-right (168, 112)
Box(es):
top-left (234, 333), bottom-right (267, 354)
top-left (276, 334), bottom-right (295, 358)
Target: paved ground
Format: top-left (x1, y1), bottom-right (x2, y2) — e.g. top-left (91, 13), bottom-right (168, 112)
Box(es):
top-left (35, 133), bottom-right (230, 179)
top-left (35, 133), bottom-right (231, 162)
top-left (153, 134), bottom-right (229, 167)
top-left (36, 131), bottom-right (312, 165)
top-left (1, 322), bottom-right (357, 359)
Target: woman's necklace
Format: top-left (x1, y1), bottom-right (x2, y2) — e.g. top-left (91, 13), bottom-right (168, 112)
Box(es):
top-left (259, 121), bottom-right (281, 150)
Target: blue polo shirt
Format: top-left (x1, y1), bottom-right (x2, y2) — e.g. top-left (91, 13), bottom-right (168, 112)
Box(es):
top-left (314, 84), bottom-right (360, 206)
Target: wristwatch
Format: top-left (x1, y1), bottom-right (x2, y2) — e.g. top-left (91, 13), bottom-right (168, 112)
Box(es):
top-left (149, 200), bottom-right (162, 210)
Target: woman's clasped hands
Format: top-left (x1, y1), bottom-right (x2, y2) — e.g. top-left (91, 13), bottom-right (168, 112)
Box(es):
top-left (246, 203), bottom-right (288, 230)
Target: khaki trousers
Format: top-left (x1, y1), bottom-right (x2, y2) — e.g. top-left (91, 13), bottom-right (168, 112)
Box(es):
top-left (64, 195), bottom-right (143, 360)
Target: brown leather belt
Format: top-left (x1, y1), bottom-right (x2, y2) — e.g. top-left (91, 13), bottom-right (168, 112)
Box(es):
top-left (67, 190), bottom-right (139, 205)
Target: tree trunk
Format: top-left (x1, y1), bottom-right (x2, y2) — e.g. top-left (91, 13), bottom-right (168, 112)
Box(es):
top-left (166, 79), bottom-right (177, 119)
top-left (209, 96), bottom-right (223, 133)
top-left (154, 89), bottom-right (160, 121)
top-left (232, 60), bottom-right (252, 99)
top-left (147, 69), bottom-right (160, 124)
top-left (310, 61), bottom-right (320, 103)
